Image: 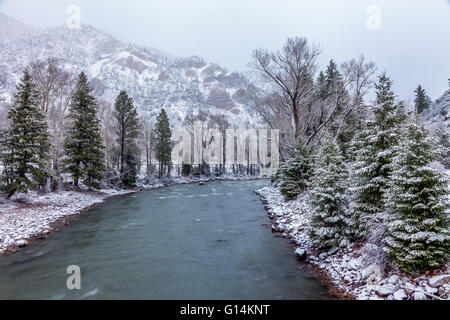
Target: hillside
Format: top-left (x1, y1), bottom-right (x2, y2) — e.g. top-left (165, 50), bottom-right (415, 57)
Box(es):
top-left (423, 85), bottom-right (450, 131)
top-left (0, 12), bottom-right (257, 128)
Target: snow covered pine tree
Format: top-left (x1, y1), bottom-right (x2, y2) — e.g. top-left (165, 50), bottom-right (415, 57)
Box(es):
top-left (309, 135), bottom-right (352, 247)
top-left (63, 72), bottom-right (105, 190)
top-left (383, 119), bottom-right (449, 273)
top-left (350, 74), bottom-right (405, 238)
top-left (113, 90), bottom-right (140, 186)
top-left (279, 140), bottom-right (313, 201)
top-left (2, 70), bottom-right (50, 199)
top-left (154, 108), bottom-right (172, 178)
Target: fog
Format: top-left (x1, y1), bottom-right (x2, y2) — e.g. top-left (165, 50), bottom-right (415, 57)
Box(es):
top-left (1, 0), bottom-right (449, 100)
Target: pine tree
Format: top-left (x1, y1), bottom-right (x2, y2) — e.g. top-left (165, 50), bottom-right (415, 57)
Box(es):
top-left (325, 60), bottom-right (342, 94)
top-left (113, 91), bottom-right (140, 186)
top-left (309, 135), bottom-right (352, 247)
top-left (383, 119), bottom-right (449, 273)
top-left (414, 85), bottom-right (431, 114)
top-left (324, 60), bottom-right (351, 147)
top-left (316, 71), bottom-right (329, 100)
top-left (435, 127), bottom-right (450, 169)
top-left (63, 72), bottom-right (104, 190)
top-left (271, 164), bottom-right (284, 187)
top-left (350, 74), bottom-right (405, 238)
top-left (1, 70), bottom-right (50, 198)
top-left (279, 140), bottom-right (312, 201)
top-left (154, 108), bottom-right (172, 178)
top-left (0, 129), bottom-right (10, 192)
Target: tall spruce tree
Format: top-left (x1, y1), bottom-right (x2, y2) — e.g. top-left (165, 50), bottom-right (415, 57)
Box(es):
top-left (279, 140), bottom-right (313, 201)
top-left (63, 72), bottom-right (104, 190)
top-left (325, 60), bottom-right (342, 94)
top-left (414, 85), bottom-right (431, 114)
top-left (154, 108), bottom-right (172, 178)
top-left (113, 91), bottom-right (140, 186)
top-left (1, 70), bottom-right (50, 198)
top-left (350, 74), bottom-right (405, 238)
top-left (383, 120), bottom-right (449, 273)
top-left (316, 71), bottom-right (329, 100)
top-left (323, 60), bottom-right (351, 147)
top-left (309, 135), bottom-right (352, 247)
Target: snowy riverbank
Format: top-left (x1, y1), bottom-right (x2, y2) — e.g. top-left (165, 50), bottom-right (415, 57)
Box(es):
top-left (0, 175), bottom-right (265, 255)
top-left (256, 186), bottom-right (450, 300)
top-left (0, 188), bottom-right (133, 254)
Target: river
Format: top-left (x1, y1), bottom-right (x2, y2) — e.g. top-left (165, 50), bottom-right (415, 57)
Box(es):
top-left (0, 180), bottom-right (332, 299)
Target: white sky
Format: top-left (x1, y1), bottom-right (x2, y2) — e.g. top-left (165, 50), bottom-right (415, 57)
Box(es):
top-left (0, 0), bottom-right (449, 101)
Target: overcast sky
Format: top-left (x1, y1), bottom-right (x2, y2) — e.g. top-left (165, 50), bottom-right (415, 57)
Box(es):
top-left (0, 0), bottom-right (449, 101)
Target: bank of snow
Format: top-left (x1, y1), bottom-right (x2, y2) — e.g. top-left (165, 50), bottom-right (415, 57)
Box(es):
top-left (0, 188), bottom-right (133, 254)
top-left (256, 186), bottom-right (450, 300)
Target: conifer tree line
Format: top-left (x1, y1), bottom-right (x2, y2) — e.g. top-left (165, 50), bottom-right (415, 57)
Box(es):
top-left (252, 37), bottom-right (448, 274)
top-left (0, 67), bottom-right (173, 198)
top-left (271, 73), bottom-right (449, 274)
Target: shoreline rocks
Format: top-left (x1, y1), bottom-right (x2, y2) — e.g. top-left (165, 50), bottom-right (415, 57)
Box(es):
top-left (256, 186), bottom-right (450, 300)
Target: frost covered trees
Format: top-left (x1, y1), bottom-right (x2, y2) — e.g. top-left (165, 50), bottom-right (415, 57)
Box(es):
top-left (1, 70), bottom-right (51, 198)
top-left (414, 85), bottom-right (431, 114)
top-left (383, 120), bottom-right (449, 273)
top-left (63, 72), bottom-right (104, 190)
top-left (251, 37), bottom-right (321, 140)
top-left (308, 135), bottom-right (352, 247)
top-left (279, 140), bottom-right (312, 200)
top-left (350, 74), bottom-right (405, 238)
top-left (113, 91), bottom-right (140, 186)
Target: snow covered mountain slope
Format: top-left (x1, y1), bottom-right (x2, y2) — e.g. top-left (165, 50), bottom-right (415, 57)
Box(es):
top-left (0, 12), bottom-right (257, 127)
top-left (423, 85), bottom-right (450, 131)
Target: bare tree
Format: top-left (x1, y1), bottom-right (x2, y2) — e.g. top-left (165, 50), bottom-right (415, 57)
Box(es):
top-left (30, 58), bottom-right (60, 113)
top-left (333, 56), bottom-right (377, 141)
top-left (30, 58), bottom-right (75, 191)
top-left (97, 100), bottom-right (115, 174)
top-left (296, 56), bottom-right (376, 145)
top-left (207, 113), bottom-right (230, 173)
top-left (140, 112), bottom-right (154, 179)
top-left (183, 109), bottom-right (209, 133)
top-left (247, 83), bottom-right (294, 160)
top-left (251, 37), bottom-right (321, 140)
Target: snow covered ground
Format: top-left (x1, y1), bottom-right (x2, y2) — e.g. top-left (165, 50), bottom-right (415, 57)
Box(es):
top-left (256, 186), bottom-right (450, 300)
top-left (0, 188), bottom-right (133, 254)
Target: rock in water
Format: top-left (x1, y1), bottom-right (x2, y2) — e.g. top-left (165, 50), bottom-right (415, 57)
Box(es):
top-left (16, 240), bottom-right (28, 247)
top-left (295, 248), bottom-right (306, 260)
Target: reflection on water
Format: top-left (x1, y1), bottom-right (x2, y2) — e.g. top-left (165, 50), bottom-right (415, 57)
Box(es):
top-left (0, 180), bottom-right (332, 300)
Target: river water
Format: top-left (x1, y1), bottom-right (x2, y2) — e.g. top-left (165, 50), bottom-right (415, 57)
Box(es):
top-left (0, 180), bottom-right (332, 300)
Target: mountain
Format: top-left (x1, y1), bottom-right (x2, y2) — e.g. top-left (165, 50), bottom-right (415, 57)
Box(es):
top-left (0, 12), bottom-right (257, 127)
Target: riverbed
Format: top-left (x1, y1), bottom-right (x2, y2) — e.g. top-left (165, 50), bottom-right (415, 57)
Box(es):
top-left (0, 180), bottom-right (332, 299)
